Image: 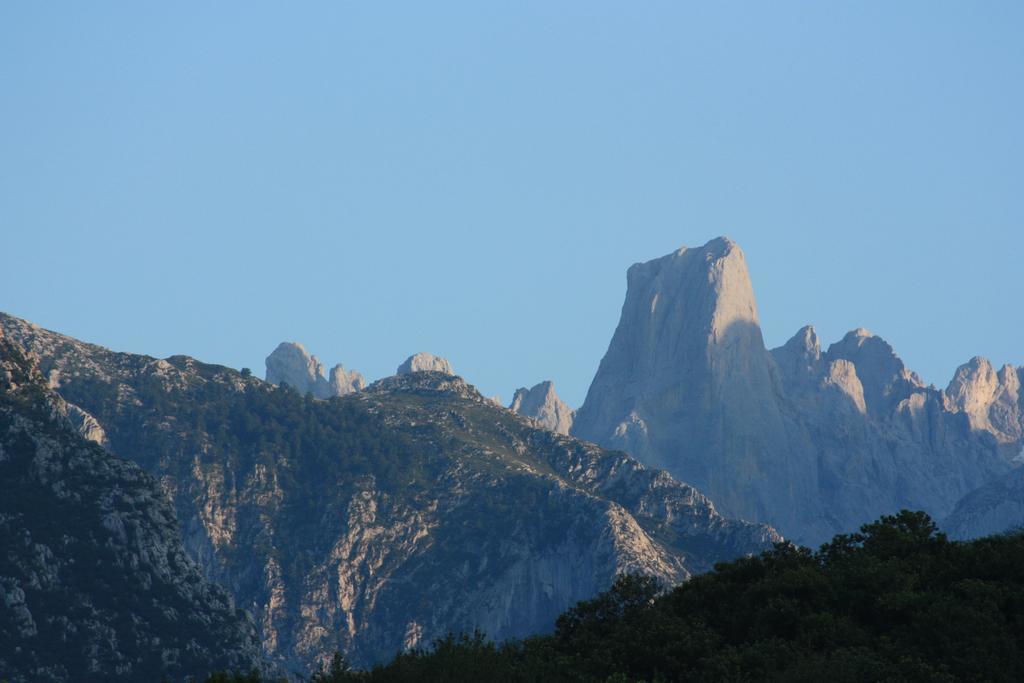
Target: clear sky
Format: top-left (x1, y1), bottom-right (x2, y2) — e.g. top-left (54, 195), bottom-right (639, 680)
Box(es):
top-left (2, 2), bottom-right (1021, 407)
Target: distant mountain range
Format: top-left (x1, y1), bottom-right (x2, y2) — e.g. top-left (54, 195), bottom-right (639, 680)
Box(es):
top-left (571, 237), bottom-right (1022, 543)
top-left (0, 311), bottom-right (776, 672)
top-left (1, 235), bottom-right (1019, 678)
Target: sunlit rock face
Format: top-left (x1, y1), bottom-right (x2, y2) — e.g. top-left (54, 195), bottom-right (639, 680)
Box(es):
top-left (945, 357), bottom-right (1023, 444)
top-left (509, 381), bottom-right (575, 435)
top-left (940, 360), bottom-right (1024, 539)
top-left (574, 237), bottom-right (1017, 544)
top-left (825, 329), bottom-right (927, 418)
top-left (265, 341), bottom-right (365, 398)
top-left (0, 330), bottom-right (261, 683)
top-left (0, 312), bottom-right (778, 671)
top-left (396, 352), bottom-right (454, 376)
top-left (329, 364), bottom-right (366, 396)
top-left (573, 238), bottom-right (806, 535)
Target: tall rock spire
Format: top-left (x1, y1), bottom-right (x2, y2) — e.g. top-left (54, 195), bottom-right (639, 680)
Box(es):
top-left (572, 237), bottom-right (799, 525)
top-left (572, 237), bottom-right (1014, 543)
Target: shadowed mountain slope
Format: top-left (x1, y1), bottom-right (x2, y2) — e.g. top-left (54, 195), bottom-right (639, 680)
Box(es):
top-left (0, 312), bottom-right (777, 671)
top-left (0, 330), bottom-right (261, 683)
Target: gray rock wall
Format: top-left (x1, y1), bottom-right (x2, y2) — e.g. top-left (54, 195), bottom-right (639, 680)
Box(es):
top-left (509, 380), bottom-right (575, 435)
top-left (573, 237), bottom-right (1018, 544)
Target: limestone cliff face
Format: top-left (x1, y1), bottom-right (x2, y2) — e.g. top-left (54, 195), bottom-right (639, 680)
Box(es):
top-left (329, 364), bottom-right (366, 396)
top-left (573, 238), bottom-right (1017, 544)
top-left (396, 352), bottom-right (454, 376)
top-left (825, 329), bottom-right (925, 418)
top-left (265, 341), bottom-right (365, 398)
top-left (945, 357), bottom-right (1023, 444)
top-left (509, 381), bottom-right (575, 435)
top-left (0, 331), bottom-right (260, 683)
top-left (0, 312), bottom-right (778, 671)
top-left (771, 325), bottom-right (1014, 542)
top-left (940, 359), bottom-right (1024, 539)
top-left (573, 238), bottom-right (805, 534)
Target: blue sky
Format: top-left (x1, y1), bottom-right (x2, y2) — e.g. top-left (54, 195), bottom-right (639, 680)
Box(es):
top-left (2, 2), bottom-right (1021, 406)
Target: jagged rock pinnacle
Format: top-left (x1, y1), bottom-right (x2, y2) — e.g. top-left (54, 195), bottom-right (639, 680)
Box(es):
top-left (572, 237), bottom-right (1016, 543)
top-left (946, 356), bottom-right (1022, 443)
top-left (509, 381), bottom-right (575, 435)
top-left (265, 341), bottom-right (365, 398)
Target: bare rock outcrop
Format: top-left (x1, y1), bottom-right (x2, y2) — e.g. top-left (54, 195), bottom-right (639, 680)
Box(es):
top-left (265, 341), bottom-right (365, 398)
top-left (509, 381), bottom-right (575, 435)
top-left (62, 401), bottom-right (108, 445)
top-left (826, 328), bottom-right (924, 417)
top-left (573, 237), bottom-right (1016, 544)
top-left (771, 324), bottom-right (822, 391)
top-left (945, 357), bottom-right (1023, 444)
top-left (396, 352), bottom-right (454, 376)
top-left (573, 237), bottom-right (804, 534)
top-left (330, 364), bottom-right (367, 396)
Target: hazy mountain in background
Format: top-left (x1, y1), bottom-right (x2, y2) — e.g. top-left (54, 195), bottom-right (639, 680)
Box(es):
top-left (573, 237), bottom-right (1021, 543)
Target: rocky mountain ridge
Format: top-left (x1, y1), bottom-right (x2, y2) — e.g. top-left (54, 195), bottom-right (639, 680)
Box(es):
top-left (573, 237), bottom-right (1021, 543)
top-left (0, 312), bottom-right (778, 672)
top-left (945, 356), bottom-right (1023, 444)
top-left (0, 330), bottom-right (261, 682)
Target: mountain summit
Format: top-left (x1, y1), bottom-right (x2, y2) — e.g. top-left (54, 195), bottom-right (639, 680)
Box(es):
top-left (573, 237), bottom-right (796, 530)
top-left (509, 381), bottom-right (575, 435)
top-left (396, 352), bottom-right (454, 376)
top-left (265, 341), bottom-right (365, 398)
top-left (574, 237), bottom-right (1019, 543)
top-left (0, 311), bottom-right (777, 670)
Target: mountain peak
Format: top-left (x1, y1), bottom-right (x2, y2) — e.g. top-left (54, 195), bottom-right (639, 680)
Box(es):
top-left (946, 356), bottom-right (1022, 442)
top-left (770, 325), bottom-right (823, 387)
top-left (698, 234), bottom-right (739, 257)
top-left (825, 328), bottom-right (920, 414)
top-left (574, 237), bottom-right (786, 520)
top-left (265, 341), bottom-right (364, 398)
top-left (266, 341), bottom-right (324, 385)
top-left (510, 380), bottom-right (575, 435)
top-left (784, 325), bottom-right (821, 357)
top-left (620, 237), bottom-right (761, 343)
top-left (396, 352), bottom-right (454, 376)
